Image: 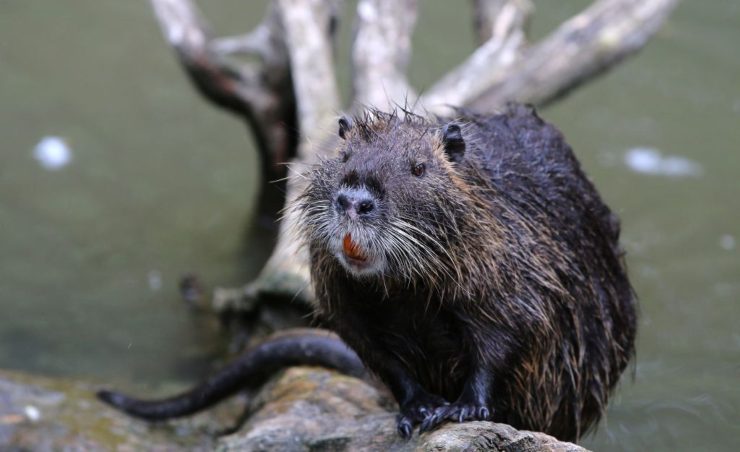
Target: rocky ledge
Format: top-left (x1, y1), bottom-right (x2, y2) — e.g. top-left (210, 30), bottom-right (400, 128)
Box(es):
top-left (0, 367), bottom-right (586, 451)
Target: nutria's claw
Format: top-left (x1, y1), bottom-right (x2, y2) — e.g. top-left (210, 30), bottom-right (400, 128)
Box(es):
top-left (397, 393), bottom-right (448, 438)
top-left (396, 414), bottom-right (414, 439)
top-left (477, 406), bottom-right (491, 420)
top-left (419, 409), bottom-right (443, 432)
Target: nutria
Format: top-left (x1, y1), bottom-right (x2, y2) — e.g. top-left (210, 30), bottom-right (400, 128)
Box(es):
top-left (97, 104), bottom-right (636, 442)
top-left (297, 104), bottom-right (636, 440)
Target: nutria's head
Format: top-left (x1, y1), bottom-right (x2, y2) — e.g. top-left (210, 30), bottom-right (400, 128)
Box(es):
top-left (297, 111), bottom-right (474, 282)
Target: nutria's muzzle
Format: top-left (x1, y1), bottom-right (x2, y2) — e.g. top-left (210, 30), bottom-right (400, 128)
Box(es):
top-left (335, 187), bottom-right (376, 221)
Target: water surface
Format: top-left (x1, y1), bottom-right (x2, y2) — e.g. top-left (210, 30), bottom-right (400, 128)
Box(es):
top-left (1, 1), bottom-right (738, 450)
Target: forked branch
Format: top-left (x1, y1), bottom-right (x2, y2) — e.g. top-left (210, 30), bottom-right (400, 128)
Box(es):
top-left (468, 0), bottom-right (679, 109)
top-left (472, 0), bottom-right (533, 46)
top-left (149, 0), bottom-right (295, 178)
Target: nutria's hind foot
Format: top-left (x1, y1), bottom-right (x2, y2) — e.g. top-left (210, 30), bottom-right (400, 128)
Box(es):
top-left (396, 392), bottom-right (449, 438)
top-left (419, 402), bottom-right (492, 432)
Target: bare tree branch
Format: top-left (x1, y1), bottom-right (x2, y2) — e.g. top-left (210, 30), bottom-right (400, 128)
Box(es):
top-left (422, 0), bottom-right (678, 115)
top-left (418, 0), bottom-right (532, 115)
top-left (468, 0), bottom-right (679, 110)
top-left (240, 0), bottom-right (345, 305)
top-left (277, 0), bottom-right (342, 153)
top-left (472, 0), bottom-right (532, 45)
top-left (211, 29), bottom-right (271, 58)
top-left (149, 0), bottom-right (301, 243)
top-left (150, 0), bottom-right (261, 115)
top-left (351, 0), bottom-right (419, 111)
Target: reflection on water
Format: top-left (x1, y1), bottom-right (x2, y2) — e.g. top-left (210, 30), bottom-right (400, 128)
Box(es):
top-left (0, 0), bottom-right (738, 450)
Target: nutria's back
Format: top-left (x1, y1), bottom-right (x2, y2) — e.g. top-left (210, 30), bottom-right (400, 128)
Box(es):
top-left (297, 104), bottom-right (636, 441)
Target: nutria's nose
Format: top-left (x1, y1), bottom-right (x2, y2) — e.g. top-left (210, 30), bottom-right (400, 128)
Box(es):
top-left (335, 188), bottom-right (375, 218)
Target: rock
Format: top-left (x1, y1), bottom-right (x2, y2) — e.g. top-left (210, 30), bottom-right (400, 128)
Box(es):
top-left (418, 423), bottom-right (585, 452)
top-left (0, 369), bottom-right (236, 451)
top-left (0, 368), bottom-right (588, 451)
top-left (218, 367), bottom-right (587, 451)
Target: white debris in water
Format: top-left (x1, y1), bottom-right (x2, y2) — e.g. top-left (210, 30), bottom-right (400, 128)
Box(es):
top-left (148, 270), bottom-right (163, 291)
top-left (357, 1), bottom-right (377, 21)
top-left (719, 234), bottom-right (736, 251)
top-left (624, 147), bottom-right (702, 177)
top-left (33, 136), bottom-right (72, 170)
top-left (24, 405), bottom-right (41, 422)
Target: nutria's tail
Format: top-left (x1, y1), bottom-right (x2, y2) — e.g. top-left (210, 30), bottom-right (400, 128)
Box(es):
top-left (97, 328), bottom-right (365, 420)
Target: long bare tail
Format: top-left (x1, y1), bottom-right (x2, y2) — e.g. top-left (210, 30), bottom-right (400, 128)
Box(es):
top-left (97, 328), bottom-right (364, 420)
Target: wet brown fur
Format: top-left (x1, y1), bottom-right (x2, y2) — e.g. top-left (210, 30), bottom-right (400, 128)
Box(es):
top-left (296, 104), bottom-right (637, 441)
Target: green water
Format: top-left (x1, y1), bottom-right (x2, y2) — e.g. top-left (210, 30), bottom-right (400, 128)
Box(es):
top-left (0, 0), bottom-right (273, 384)
top-left (1, 1), bottom-right (738, 450)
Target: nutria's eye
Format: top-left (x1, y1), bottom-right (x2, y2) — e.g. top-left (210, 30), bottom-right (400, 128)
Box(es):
top-left (412, 163), bottom-right (426, 177)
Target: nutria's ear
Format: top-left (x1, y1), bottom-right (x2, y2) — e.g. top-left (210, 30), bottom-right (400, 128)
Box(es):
top-left (338, 116), bottom-right (353, 140)
top-left (442, 123), bottom-right (465, 163)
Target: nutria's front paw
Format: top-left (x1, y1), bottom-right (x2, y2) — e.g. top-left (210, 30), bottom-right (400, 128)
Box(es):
top-left (396, 393), bottom-right (449, 438)
top-left (419, 402), bottom-right (491, 432)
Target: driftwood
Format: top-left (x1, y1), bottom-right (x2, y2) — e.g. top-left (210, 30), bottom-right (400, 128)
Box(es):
top-left (148, 0), bottom-right (677, 307)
